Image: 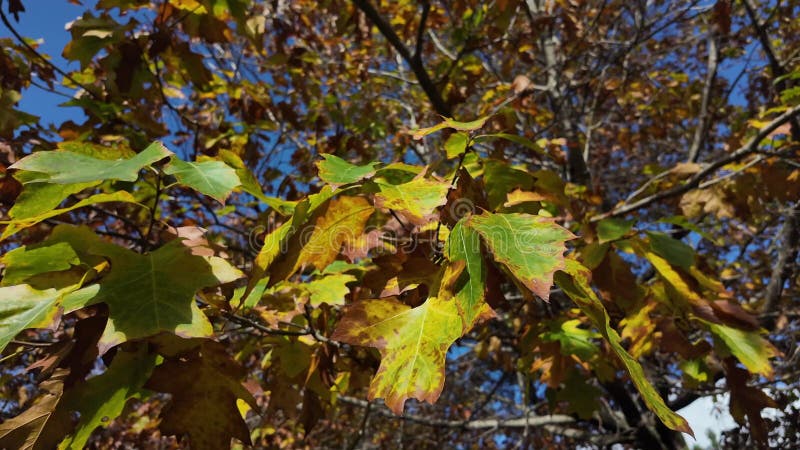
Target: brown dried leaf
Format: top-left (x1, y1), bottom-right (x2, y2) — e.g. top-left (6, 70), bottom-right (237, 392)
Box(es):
top-left (145, 341), bottom-right (256, 450)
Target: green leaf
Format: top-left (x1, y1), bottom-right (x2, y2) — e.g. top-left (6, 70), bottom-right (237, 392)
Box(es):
top-left (238, 187), bottom-right (338, 305)
top-left (66, 232), bottom-right (243, 351)
top-left (0, 90), bottom-right (39, 137)
top-left (444, 132), bottom-right (469, 159)
top-left (374, 162), bottom-right (424, 183)
top-left (411, 116), bottom-right (489, 139)
top-left (597, 218), bottom-right (634, 244)
top-left (320, 260), bottom-right (368, 275)
top-left (164, 157), bottom-right (241, 203)
top-left (213, 150), bottom-right (259, 191)
top-left (556, 370), bottom-right (601, 419)
top-left (555, 261), bottom-right (693, 435)
top-left (467, 212), bottom-right (574, 300)
top-left (58, 347), bottom-right (157, 450)
top-left (706, 322), bottom-right (777, 377)
top-left (9, 176), bottom-right (99, 220)
top-left (373, 177), bottom-right (450, 224)
top-left (445, 220), bottom-right (493, 329)
top-left (62, 14), bottom-right (120, 67)
top-left (474, 133), bottom-right (546, 156)
top-left (10, 141), bottom-right (171, 184)
top-left (641, 244), bottom-right (703, 306)
top-left (0, 285), bottom-right (61, 353)
top-left (331, 293), bottom-right (465, 414)
top-left (0, 243), bottom-right (80, 286)
top-left (304, 274), bottom-right (356, 307)
top-left (214, 150), bottom-right (295, 214)
top-left (680, 359), bottom-right (710, 384)
top-left (61, 285), bottom-right (101, 314)
top-left (1, 191), bottom-right (140, 241)
top-left (541, 319), bottom-right (600, 361)
top-left (657, 216), bottom-right (719, 245)
top-left (645, 231), bottom-right (695, 270)
top-left (274, 337), bottom-right (313, 378)
top-left (579, 242), bottom-right (609, 270)
top-left (482, 159), bottom-right (534, 210)
top-left (316, 154), bottom-right (379, 187)
top-left (55, 141), bottom-right (136, 160)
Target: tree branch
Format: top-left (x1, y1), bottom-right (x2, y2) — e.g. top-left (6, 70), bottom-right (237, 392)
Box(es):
top-left (413, 1), bottom-right (430, 63)
top-left (593, 104), bottom-right (800, 221)
top-left (351, 0), bottom-right (451, 116)
top-left (742, 0), bottom-right (800, 141)
top-left (338, 395), bottom-right (575, 430)
top-left (760, 199), bottom-right (800, 329)
top-left (687, 32), bottom-right (719, 163)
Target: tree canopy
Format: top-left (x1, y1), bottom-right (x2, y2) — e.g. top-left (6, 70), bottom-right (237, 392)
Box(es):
top-left (0, 1), bottom-right (799, 449)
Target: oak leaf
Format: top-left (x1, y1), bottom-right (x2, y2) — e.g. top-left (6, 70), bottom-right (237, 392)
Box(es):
top-left (467, 212), bottom-right (574, 300)
top-left (145, 341), bottom-right (256, 450)
top-left (331, 295), bottom-right (464, 413)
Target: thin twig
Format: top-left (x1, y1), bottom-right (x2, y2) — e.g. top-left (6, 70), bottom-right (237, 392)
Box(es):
top-left (88, 206), bottom-right (146, 243)
top-left (593, 104), bottom-right (800, 221)
top-left (197, 297), bottom-right (310, 337)
top-left (687, 30), bottom-right (719, 163)
top-left (10, 339), bottom-right (58, 347)
top-left (0, 0), bottom-right (103, 101)
top-left (345, 400), bottom-right (372, 450)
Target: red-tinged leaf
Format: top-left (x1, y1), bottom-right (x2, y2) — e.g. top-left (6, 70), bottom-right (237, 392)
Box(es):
top-left (270, 195), bottom-right (373, 281)
top-left (709, 300), bottom-right (760, 330)
top-left (331, 295), bottom-right (464, 413)
top-left (372, 177), bottom-right (450, 225)
top-left (467, 212), bottom-right (575, 300)
top-left (331, 262), bottom-right (470, 413)
top-left (365, 255), bottom-right (442, 298)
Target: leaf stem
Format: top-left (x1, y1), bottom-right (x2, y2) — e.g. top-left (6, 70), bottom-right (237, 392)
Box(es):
top-left (143, 168), bottom-right (163, 252)
top-left (434, 137), bottom-right (471, 253)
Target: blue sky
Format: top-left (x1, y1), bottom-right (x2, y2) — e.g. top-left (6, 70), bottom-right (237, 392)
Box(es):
top-left (4, 1), bottom-right (86, 127)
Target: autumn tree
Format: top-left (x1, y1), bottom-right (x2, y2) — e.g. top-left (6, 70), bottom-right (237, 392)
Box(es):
top-left (0, 0), bottom-right (798, 449)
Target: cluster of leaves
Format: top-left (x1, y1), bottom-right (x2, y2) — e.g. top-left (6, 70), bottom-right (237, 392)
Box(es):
top-left (1, 1), bottom-right (799, 449)
top-left (0, 115), bottom-right (780, 449)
